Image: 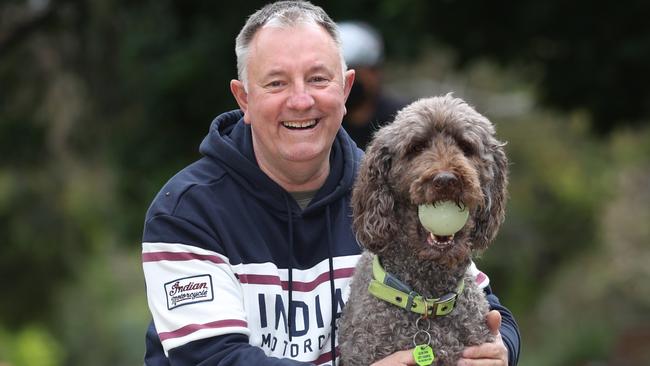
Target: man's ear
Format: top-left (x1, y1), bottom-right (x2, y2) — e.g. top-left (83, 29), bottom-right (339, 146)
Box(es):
top-left (343, 69), bottom-right (356, 102)
top-left (230, 79), bottom-right (250, 123)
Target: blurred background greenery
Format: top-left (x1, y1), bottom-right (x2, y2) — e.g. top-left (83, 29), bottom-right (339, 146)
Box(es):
top-left (1, 0), bottom-right (649, 365)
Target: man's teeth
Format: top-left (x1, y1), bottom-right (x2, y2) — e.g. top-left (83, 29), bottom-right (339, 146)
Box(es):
top-left (282, 120), bottom-right (316, 128)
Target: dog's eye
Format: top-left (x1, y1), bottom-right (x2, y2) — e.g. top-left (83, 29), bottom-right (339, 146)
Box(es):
top-left (406, 141), bottom-right (428, 157)
top-left (458, 140), bottom-right (476, 156)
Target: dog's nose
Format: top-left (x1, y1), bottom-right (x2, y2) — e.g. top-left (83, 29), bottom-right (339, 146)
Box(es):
top-left (433, 172), bottom-right (459, 189)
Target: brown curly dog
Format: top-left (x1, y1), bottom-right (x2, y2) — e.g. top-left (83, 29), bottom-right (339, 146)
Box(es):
top-left (339, 94), bottom-right (509, 365)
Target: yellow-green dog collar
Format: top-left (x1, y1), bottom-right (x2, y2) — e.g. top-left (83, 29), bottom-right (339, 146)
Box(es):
top-left (368, 255), bottom-right (464, 317)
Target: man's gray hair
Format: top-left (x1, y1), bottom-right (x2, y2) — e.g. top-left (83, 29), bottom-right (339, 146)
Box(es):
top-left (235, 1), bottom-right (347, 90)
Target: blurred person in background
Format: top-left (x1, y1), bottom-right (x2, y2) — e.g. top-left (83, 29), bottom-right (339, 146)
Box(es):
top-left (339, 21), bottom-right (408, 150)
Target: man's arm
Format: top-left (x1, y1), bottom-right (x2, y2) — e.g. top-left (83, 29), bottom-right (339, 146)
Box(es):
top-left (145, 322), bottom-right (312, 366)
top-left (479, 287), bottom-right (521, 366)
top-left (171, 334), bottom-right (316, 365)
top-left (466, 264), bottom-right (520, 365)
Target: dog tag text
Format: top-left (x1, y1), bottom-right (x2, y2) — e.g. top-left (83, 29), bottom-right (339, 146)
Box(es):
top-left (413, 344), bottom-right (435, 365)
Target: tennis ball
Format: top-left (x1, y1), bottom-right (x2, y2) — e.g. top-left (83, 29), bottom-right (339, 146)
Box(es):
top-left (418, 201), bottom-right (469, 236)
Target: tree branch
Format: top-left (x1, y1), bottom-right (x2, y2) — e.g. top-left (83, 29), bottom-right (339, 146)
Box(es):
top-left (0, 2), bottom-right (57, 57)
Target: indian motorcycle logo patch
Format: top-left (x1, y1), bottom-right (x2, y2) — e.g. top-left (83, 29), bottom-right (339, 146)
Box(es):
top-left (165, 274), bottom-right (214, 310)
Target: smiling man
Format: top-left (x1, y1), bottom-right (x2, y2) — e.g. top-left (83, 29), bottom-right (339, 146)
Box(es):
top-left (141, 1), bottom-right (520, 365)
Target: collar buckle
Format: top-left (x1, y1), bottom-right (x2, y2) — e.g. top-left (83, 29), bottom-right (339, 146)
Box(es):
top-left (431, 292), bottom-right (458, 316)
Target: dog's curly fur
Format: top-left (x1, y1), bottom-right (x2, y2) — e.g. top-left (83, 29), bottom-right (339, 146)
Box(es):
top-left (339, 94), bottom-right (509, 365)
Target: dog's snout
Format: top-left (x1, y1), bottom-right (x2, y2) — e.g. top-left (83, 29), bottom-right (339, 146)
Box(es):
top-left (433, 172), bottom-right (459, 189)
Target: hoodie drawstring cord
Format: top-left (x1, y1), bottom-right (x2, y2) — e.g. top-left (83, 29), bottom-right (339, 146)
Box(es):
top-left (284, 195), bottom-right (295, 342)
top-left (325, 205), bottom-right (337, 365)
top-left (284, 196), bottom-right (337, 364)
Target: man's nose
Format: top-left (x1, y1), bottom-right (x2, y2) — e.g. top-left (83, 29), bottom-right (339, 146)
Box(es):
top-left (286, 83), bottom-right (315, 110)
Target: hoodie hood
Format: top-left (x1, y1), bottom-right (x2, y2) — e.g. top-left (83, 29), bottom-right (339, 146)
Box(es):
top-left (199, 109), bottom-right (362, 214)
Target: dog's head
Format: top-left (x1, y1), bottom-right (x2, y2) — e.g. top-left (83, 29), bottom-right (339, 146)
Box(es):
top-left (352, 94), bottom-right (508, 266)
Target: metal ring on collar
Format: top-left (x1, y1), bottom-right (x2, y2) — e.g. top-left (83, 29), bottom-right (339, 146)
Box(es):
top-left (412, 329), bottom-right (432, 347)
top-left (415, 317), bottom-right (431, 331)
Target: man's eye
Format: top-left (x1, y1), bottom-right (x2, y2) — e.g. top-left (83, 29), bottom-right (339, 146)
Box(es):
top-left (310, 76), bottom-right (329, 83)
top-left (266, 80), bottom-right (284, 88)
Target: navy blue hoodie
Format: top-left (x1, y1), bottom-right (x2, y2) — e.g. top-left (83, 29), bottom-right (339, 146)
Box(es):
top-left (142, 110), bottom-right (520, 365)
top-left (142, 110), bottom-right (364, 365)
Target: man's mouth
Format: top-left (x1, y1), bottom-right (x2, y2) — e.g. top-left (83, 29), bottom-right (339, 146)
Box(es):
top-left (282, 119), bottom-right (318, 129)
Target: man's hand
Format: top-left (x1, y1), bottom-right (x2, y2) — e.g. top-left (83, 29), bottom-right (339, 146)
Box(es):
top-left (368, 310), bottom-right (508, 366)
top-left (457, 310), bottom-right (509, 366)
top-left (371, 349), bottom-right (416, 366)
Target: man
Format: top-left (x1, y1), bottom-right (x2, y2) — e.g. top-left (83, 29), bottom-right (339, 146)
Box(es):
top-left (141, 1), bottom-right (520, 365)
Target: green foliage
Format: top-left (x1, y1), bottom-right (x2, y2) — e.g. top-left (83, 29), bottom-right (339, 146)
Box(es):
top-left (0, 325), bottom-right (64, 366)
top-left (0, 168), bottom-right (90, 326)
top-left (53, 246), bottom-right (150, 366)
top-left (373, 0), bottom-right (650, 134)
top-left (484, 110), bottom-right (611, 312)
top-left (526, 321), bottom-right (614, 366)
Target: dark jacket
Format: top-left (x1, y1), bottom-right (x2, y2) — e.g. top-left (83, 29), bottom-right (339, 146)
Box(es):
top-left (143, 110), bottom-right (363, 365)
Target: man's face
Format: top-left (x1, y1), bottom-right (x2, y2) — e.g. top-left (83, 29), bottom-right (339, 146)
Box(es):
top-left (232, 23), bottom-right (354, 171)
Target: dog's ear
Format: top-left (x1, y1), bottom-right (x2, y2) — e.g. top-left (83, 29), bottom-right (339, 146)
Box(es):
top-left (471, 141), bottom-right (508, 251)
top-left (352, 143), bottom-right (397, 253)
